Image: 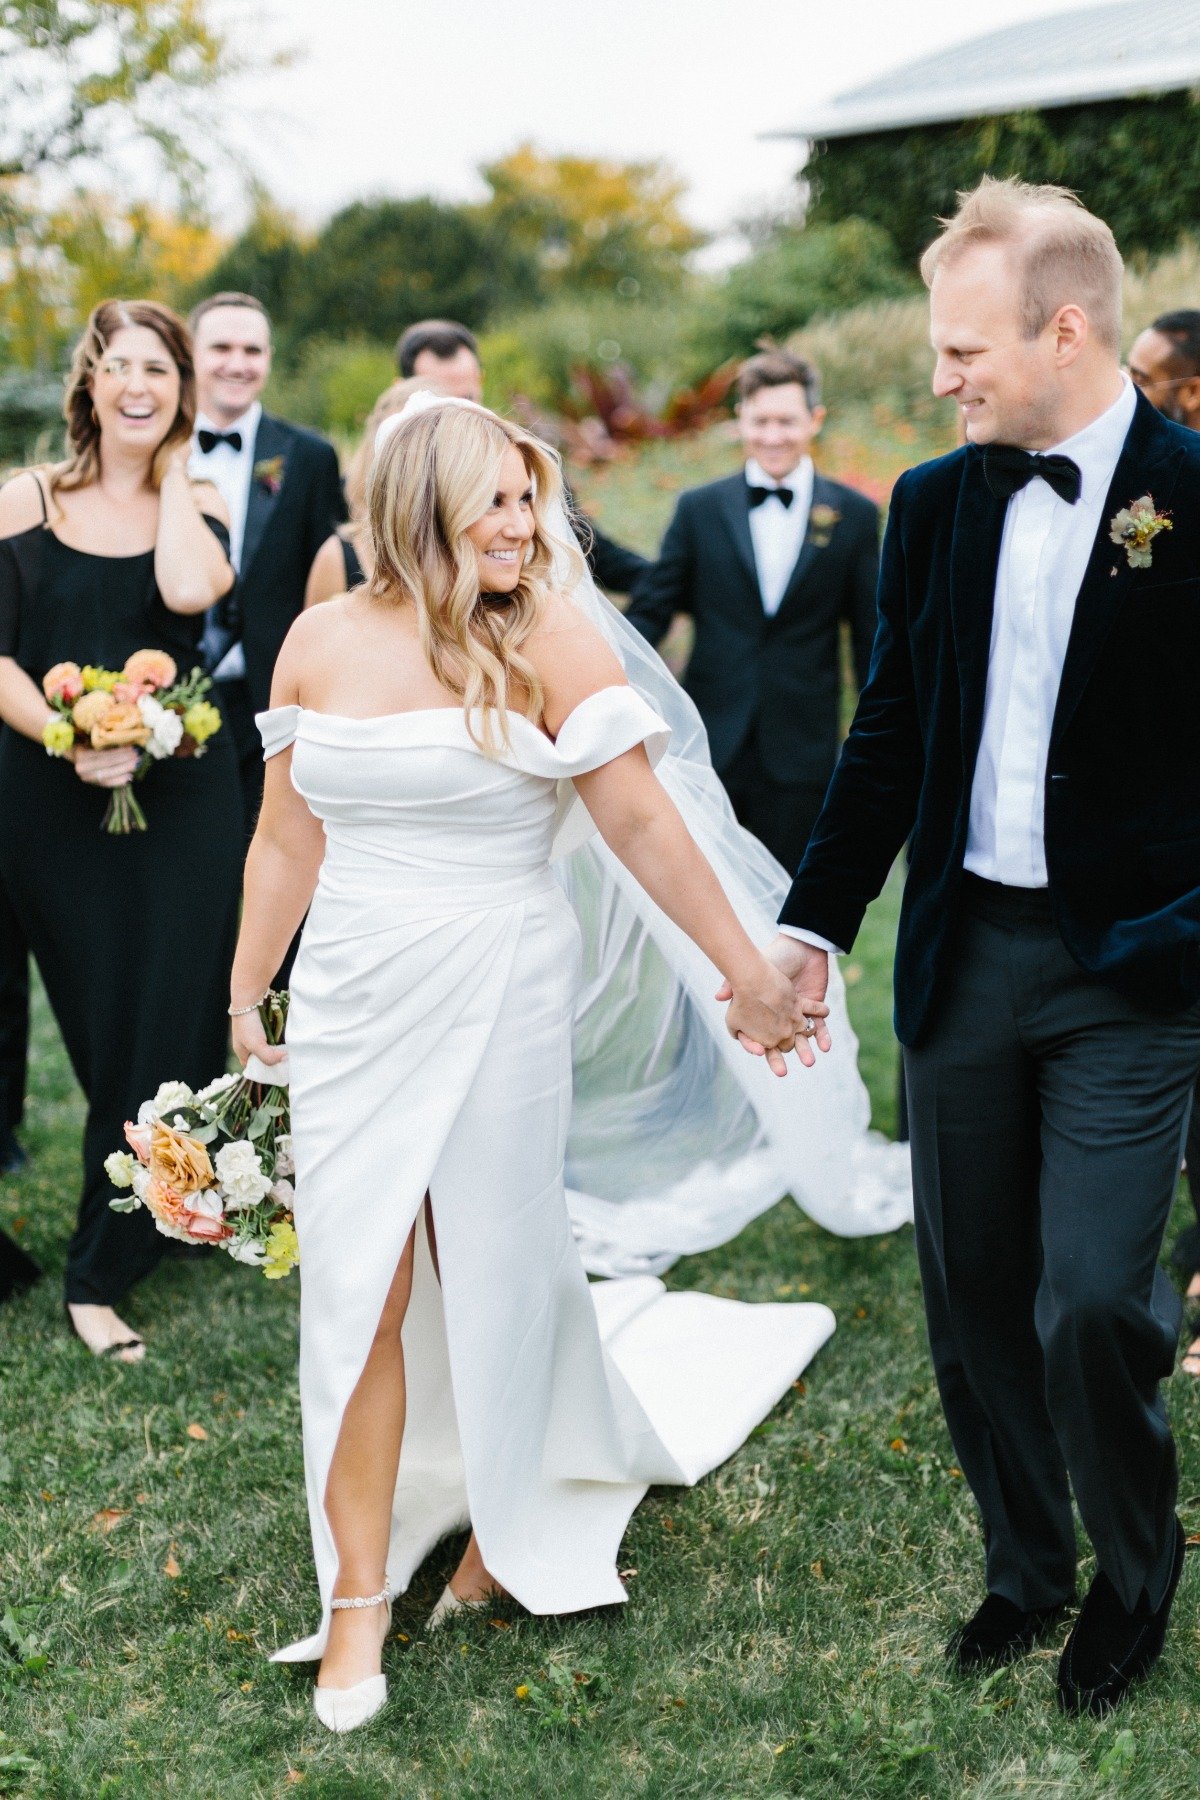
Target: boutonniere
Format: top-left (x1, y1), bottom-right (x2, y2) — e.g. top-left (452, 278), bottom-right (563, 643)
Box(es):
top-left (1108, 494), bottom-right (1171, 569)
top-left (808, 502), bottom-right (841, 549)
top-left (253, 455), bottom-right (285, 496)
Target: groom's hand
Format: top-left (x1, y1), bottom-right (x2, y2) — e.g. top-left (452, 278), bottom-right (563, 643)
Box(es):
top-left (715, 935), bottom-right (832, 1069)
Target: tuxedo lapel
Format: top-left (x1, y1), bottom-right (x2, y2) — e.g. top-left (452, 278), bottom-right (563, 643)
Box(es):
top-left (1051, 393), bottom-right (1186, 749)
top-left (240, 413), bottom-right (291, 578)
top-left (716, 475), bottom-right (762, 602)
top-left (950, 448), bottom-right (1009, 752)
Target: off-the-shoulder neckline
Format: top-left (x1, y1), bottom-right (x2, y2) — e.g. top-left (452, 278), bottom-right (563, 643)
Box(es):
top-left (270, 686), bottom-right (635, 731)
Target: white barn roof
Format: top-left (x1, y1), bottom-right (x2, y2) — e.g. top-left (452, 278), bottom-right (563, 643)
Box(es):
top-left (776, 0), bottom-right (1200, 141)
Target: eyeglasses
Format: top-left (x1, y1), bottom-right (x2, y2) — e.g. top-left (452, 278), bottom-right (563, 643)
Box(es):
top-left (1128, 367), bottom-right (1196, 391)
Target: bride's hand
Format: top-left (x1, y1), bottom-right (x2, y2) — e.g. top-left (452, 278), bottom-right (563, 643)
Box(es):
top-left (231, 1007), bottom-right (286, 1069)
top-left (720, 954), bottom-right (804, 1078)
top-left (716, 937), bottom-right (832, 1072)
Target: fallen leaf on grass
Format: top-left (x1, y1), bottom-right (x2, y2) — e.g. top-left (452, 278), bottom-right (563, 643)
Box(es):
top-left (163, 1551), bottom-right (181, 1579)
top-left (90, 1509), bottom-right (128, 1535)
top-left (489, 1618), bottom-right (510, 1630)
top-left (890, 1438), bottom-right (908, 1453)
top-left (185, 1423), bottom-right (208, 1442)
top-left (226, 1628), bottom-right (253, 1642)
top-left (285, 1774), bottom-right (305, 1786)
top-left (135, 1493), bottom-right (148, 1505)
top-left (240, 1681), bottom-right (253, 1692)
top-left (792, 1379), bottom-right (807, 1394)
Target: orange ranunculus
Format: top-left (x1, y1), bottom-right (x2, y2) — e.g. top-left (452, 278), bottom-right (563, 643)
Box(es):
top-left (144, 1176), bottom-right (231, 1244)
top-left (124, 1121), bottom-right (153, 1165)
top-left (71, 691), bottom-right (116, 734)
top-left (43, 661), bottom-right (84, 704)
top-left (90, 701), bottom-right (150, 749)
top-left (123, 649), bottom-right (177, 691)
top-left (148, 1122), bottom-right (214, 1194)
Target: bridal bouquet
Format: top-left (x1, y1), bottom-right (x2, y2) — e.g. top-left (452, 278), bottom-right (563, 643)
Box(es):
top-left (41, 651), bottom-right (223, 833)
top-left (107, 991), bottom-right (298, 1279)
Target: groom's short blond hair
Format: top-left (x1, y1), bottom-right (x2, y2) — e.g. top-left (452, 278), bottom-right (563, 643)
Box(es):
top-left (919, 176), bottom-right (1123, 353)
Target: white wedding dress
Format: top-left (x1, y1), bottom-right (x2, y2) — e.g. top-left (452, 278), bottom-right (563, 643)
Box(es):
top-left (262, 690), bottom-right (836, 1659)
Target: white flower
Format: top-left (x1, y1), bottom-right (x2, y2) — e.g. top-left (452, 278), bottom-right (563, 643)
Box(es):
top-left (189, 1189), bottom-right (226, 1223)
top-left (269, 1177), bottom-right (294, 1209)
top-left (132, 1165), bottom-right (151, 1201)
top-left (194, 1072), bottom-right (239, 1104)
top-left (274, 1135), bottom-right (295, 1177)
top-left (138, 1080), bottom-right (193, 1124)
top-left (226, 1237), bottom-right (266, 1266)
top-left (214, 1139), bottom-right (273, 1210)
top-left (138, 695), bottom-right (185, 760)
top-left (105, 1150), bottom-right (137, 1189)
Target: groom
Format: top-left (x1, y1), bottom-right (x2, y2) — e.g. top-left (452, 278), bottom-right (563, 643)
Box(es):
top-left (770, 178), bottom-right (1200, 1715)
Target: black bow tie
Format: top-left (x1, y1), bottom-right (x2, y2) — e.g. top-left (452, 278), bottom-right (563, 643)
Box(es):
top-left (981, 445), bottom-right (1082, 506)
top-left (747, 483), bottom-right (793, 509)
top-left (197, 428), bottom-right (242, 454)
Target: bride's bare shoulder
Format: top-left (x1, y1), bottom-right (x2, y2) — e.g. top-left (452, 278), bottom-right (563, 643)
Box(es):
top-left (271, 593), bottom-right (361, 699)
top-left (525, 590), bottom-right (627, 729)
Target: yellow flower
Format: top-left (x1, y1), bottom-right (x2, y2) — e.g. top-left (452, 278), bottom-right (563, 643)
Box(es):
top-left (263, 1219), bottom-right (299, 1280)
top-left (515, 1684), bottom-right (530, 1700)
top-left (42, 716), bottom-right (76, 757)
top-left (183, 700), bottom-right (222, 745)
top-left (82, 665), bottom-right (120, 693)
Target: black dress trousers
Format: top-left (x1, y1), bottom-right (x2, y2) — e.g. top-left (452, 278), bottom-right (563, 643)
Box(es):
top-left (904, 877), bottom-right (1200, 1614)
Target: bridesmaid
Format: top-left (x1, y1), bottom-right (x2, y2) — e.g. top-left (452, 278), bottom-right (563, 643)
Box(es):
top-left (0, 299), bottom-right (244, 1361)
top-left (303, 380), bottom-right (430, 607)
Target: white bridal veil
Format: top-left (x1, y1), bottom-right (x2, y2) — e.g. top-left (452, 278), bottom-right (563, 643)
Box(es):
top-left (388, 395), bottom-right (913, 1275)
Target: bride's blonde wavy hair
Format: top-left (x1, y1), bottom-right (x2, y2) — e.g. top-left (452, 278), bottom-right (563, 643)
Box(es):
top-left (366, 400), bottom-right (583, 751)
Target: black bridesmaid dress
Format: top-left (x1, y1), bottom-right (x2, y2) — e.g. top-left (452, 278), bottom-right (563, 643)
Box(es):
top-left (0, 488), bottom-right (244, 1306)
top-left (340, 535), bottom-right (365, 589)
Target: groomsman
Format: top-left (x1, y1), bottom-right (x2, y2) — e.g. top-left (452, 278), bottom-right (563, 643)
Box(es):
top-left (1129, 308), bottom-right (1200, 1371)
top-left (769, 179), bottom-right (1200, 1714)
top-left (189, 292), bottom-right (346, 837)
top-left (395, 318), bottom-right (649, 596)
top-left (624, 350), bottom-right (879, 871)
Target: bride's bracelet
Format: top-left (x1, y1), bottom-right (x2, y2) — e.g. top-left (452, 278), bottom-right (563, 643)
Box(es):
top-left (228, 993), bottom-right (269, 1019)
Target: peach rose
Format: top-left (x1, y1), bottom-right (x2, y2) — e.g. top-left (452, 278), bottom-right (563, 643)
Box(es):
top-left (124, 1121), bottom-right (153, 1165)
top-left (90, 701), bottom-right (150, 749)
top-left (71, 690), bottom-right (116, 734)
top-left (144, 1176), bottom-right (232, 1244)
top-left (43, 662), bottom-right (84, 704)
top-left (148, 1122), bottom-right (214, 1194)
top-left (123, 649), bottom-right (177, 691)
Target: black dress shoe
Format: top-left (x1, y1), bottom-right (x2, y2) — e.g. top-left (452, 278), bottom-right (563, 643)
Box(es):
top-left (0, 1225), bottom-right (42, 1302)
top-left (1058, 1519), bottom-right (1187, 1716)
top-left (947, 1592), bottom-right (1071, 1673)
top-left (0, 1131), bottom-right (27, 1177)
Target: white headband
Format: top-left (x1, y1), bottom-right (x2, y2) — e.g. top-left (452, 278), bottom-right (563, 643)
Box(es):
top-left (374, 390), bottom-right (489, 450)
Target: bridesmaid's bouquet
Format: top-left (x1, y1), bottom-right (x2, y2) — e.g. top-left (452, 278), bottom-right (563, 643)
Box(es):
top-left (107, 992), bottom-right (298, 1278)
top-left (41, 651), bottom-right (223, 833)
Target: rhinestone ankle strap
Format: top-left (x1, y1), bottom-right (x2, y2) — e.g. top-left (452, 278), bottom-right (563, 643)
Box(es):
top-left (330, 1582), bottom-right (392, 1612)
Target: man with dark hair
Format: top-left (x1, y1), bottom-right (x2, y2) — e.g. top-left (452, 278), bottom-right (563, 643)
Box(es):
top-left (1128, 310), bottom-right (1200, 429)
top-left (188, 291), bottom-right (346, 838)
top-left (1130, 307), bottom-right (1200, 1374)
top-left (624, 349), bottom-right (880, 869)
top-left (395, 316), bottom-right (650, 597)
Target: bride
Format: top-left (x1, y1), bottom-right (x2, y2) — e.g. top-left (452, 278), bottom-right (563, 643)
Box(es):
top-left (229, 396), bottom-right (838, 1733)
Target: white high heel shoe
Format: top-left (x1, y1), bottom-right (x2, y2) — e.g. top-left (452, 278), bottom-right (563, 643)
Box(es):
top-left (313, 1582), bottom-right (392, 1734)
top-left (427, 1583), bottom-right (485, 1631)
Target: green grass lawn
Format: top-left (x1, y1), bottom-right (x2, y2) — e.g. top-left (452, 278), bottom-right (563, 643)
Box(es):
top-left (1, 444), bottom-right (1198, 1796)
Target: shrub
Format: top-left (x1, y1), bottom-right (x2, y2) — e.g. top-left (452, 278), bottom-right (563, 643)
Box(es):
top-left (265, 339), bottom-right (397, 440)
top-left (480, 293), bottom-right (692, 414)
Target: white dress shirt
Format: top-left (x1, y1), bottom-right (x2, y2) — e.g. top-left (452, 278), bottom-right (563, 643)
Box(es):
top-left (781, 376), bottom-right (1136, 952)
top-left (190, 401), bottom-right (262, 680)
top-left (964, 376), bottom-right (1135, 886)
top-left (746, 456), bottom-right (813, 615)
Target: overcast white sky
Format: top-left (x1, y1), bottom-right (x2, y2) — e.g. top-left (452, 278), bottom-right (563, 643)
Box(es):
top-left (220, 0), bottom-right (1101, 249)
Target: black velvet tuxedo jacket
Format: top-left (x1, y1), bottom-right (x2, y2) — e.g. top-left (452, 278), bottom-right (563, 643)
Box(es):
top-left (217, 412), bottom-right (346, 711)
top-left (780, 392), bottom-right (1200, 1044)
top-left (624, 470), bottom-right (879, 783)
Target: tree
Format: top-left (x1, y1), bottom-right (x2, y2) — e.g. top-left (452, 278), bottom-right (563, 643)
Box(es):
top-left (0, 1), bottom-right (238, 199)
top-left (190, 189), bottom-right (310, 333)
top-left (282, 198), bottom-right (536, 346)
top-left (807, 93), bottom-right (1200, 266)
top-left (479, 143), bottom-right (705, 299)
top-left (688, 217), bottom-right (915, 370)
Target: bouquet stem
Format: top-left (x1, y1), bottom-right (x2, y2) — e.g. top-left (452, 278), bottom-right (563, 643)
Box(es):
top-left (102, 783), bottom-right (148, 834)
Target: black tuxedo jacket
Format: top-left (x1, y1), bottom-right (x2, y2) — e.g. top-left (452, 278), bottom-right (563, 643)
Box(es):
top-left (781, 392), bottom-right (1200, 1043)
top-left (624, 469), bottom-right (879, 782)
top-left (215, 412), bottom-right (345, 711)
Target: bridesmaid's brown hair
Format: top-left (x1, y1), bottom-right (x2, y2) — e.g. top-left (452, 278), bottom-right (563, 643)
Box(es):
top-left (52, 300), bottom-right (197, 500)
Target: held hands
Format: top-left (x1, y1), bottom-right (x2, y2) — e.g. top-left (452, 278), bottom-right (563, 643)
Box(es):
top-left (715, 935), bottom-right (832, 1077)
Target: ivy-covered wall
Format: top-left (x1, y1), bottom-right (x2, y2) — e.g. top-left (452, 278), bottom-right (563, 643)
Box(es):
top-left (806, 91), bottom-right (1200, 267)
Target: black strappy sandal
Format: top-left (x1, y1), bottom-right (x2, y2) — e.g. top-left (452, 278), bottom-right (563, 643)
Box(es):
top-left (64, 1304), bottom-right (145, 1360)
